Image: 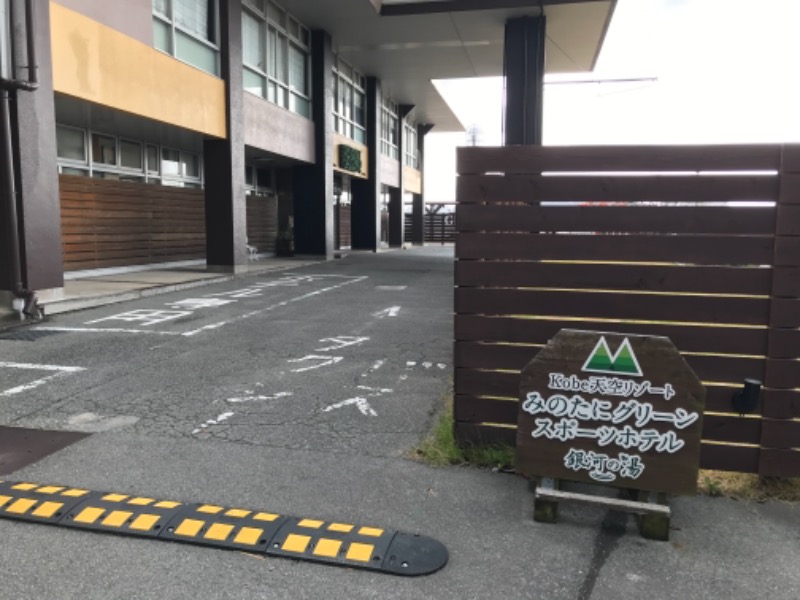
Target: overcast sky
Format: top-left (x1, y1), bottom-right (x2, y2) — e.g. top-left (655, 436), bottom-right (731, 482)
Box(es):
top-left (424, 0), bottom-right (800, 202)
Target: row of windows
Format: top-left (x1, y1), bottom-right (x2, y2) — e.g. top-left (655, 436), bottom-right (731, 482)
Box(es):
top-left (381, 98), bottom-right (399, 160)
top-left (242, 1), bottom-right (311, 118)
top-left (153, 0), bottom-right (220, 76)
top-left (333, 58), bottom-right (366, 144)
top-left (403, 122), bottom-right (419, 168)
top-left (56, 125), bottom-right (203, 187)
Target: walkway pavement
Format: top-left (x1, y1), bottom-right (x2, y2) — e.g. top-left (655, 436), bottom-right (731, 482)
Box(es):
top-left (0, 257), bottom-right (322, 328)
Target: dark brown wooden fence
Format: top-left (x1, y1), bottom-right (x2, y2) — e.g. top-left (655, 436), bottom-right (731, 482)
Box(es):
top-left (60, 175), bottom-right (206, 271)
top-left (404, 213), bottom-right (456, 244)
top-left (454, 144), bottom-right (800, 477)
top-left (246, 194), bottom-right (278, 254)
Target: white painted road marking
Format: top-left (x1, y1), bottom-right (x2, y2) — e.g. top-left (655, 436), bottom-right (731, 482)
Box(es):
top-left (288, 355), bottom-right (344, 373)
top-left (372, 306), bottom-right (401, 318)
top-left (226, 392), bottom-right (293, 404)
top-left (322, 397), bottom-right (377, 417)
top-left (315, 336), bottom-right (370, 352)
top-left (86, 309), bottom-right (193, 327)
top-left (192, 411), bottom-right (235, 434)
top-left (0, 361), bottom-right (86, 397)
top-left (33, 327), bottom-right (182, 336)
top-left (182, 276), bottom-right (367, 337)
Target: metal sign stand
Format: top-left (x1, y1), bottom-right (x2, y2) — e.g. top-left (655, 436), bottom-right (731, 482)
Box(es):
top-left (532, 477), bottom-right (671, 541)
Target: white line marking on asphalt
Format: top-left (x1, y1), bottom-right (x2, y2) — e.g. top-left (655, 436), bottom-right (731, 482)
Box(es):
top-left (438, 363), bottom-right (447, 370)
top-left (422, 362), bottom-right (433, 369)
top-left (288, 355), bottom-right (344, 373)
top-left (372, 306), bottom-right (401, 318)
top-left (406, 361), bottom-right (417, 368)
top-left (192, 411), bottom-right (235, 434)
top-left (315, 336), bottom-right (370, 352)
top-left (226, 392), bottom-right (292, 404)
top-left (0, 361), bottom-right (86, 397)
top-left (356, 386), bottom-right (393, 394)
top-left (375, 286), bottom-right (407, 291)
top-left (322, 397), bottom-right (377, 417)
top-left (33, 327), bottom-right (182, 336)
top-left (182, 276), bottom-right (367, 337)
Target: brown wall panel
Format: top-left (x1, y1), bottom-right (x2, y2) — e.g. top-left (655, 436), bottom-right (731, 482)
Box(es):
top-left (455, 288), bottom-right (770, 326)
top-left (456, 233), bottom-right (775, 266)
top-left (60, 175), bottom-right (206, 271)
top-left (457, 145), bottom-right (783, 175)
top-left (455, 261), bottom-right (772, 296)
top-left (759, 449), bottom-right (800, 477)
top-left (457, 175), bottom-right (779, 207)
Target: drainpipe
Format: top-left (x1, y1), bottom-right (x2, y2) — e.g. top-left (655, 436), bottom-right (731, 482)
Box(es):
top-left (0, 0), bottom-right (40, 318)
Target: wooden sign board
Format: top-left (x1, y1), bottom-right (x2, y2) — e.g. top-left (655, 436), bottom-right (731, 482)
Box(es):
top-left (516, 330), bottom-right (706, 496)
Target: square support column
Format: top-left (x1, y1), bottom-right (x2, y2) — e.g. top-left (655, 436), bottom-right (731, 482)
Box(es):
top-left (293, 29), bottom-right (334, 258)
top-left (388, 104), bottom-right (414, 248)
top-left (0, 0), bottom-right (62, 293)
top-left (351, 76), bottom-right (381, 251)
top-left (204, 0), bottom-right (247, 270)
top-left (504, 15), bottom-right (546, 146)
top-left (411, 123), bottom-right (433, 245)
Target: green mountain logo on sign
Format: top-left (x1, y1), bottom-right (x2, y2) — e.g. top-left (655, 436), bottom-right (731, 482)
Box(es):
top-left (581, 337), bottom-right (643, 377)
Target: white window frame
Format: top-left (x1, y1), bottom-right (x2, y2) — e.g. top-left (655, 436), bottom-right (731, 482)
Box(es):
top-left (153, 0), bottom-right (221, 76)
top-left (381, 98), bottom-right (399, 160)
top-left (242, 0), bottom-right (311, 119)
top-left (333, 57), bottom-right (366, 144)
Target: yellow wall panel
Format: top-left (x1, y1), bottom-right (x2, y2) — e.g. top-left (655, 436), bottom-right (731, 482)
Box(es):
top-left (404, 166), bottom-right (422, 195)
top-left (50, 2), bottom-right (226, 138)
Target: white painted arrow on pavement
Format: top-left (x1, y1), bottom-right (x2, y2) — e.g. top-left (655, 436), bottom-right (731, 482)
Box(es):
top-left (322, 397), bottom-right (377, 417)
top-left (288, 355), bottom-right (344, 373)
top-left (372, 306), bottom-right (401, 318)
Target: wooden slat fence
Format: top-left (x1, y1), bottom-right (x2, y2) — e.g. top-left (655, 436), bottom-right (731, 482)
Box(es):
top-left (246, 194), bottom-right (278, 254)
top-left (404, 213), bottom-right (456, 244)
top-left (60, 175), bottom-right (206, 271)
top-left (454, 144), bottom-right (800, 477)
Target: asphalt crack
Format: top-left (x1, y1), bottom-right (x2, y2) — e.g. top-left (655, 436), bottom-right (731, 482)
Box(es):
top-left (578, 509), bottom-right (630, 600)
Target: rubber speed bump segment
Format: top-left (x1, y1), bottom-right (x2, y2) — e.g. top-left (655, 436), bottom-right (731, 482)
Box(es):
top-left (0, 481), bottom-right (448, 576)
top-left (0, 480), bottom-right (92, 524)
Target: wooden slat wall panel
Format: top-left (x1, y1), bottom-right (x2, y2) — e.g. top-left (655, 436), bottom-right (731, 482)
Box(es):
top-left (457, 233), bottom-right (775, 266)
top-left (454, 144), bottom-right (800, 476)
top-left (60, 175), bottom-right (206, 271)
top-left (338, 205), bottom-right (352, 248)
top-left (457, 177), bottom-right (780, 210)
top-left (456, 145), bottom-right (783, 175)
top-left (247, 195), bottom-right (278, 254)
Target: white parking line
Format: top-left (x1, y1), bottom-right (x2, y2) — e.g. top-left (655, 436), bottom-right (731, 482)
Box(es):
top-left (0, 361), bottom-right (86, 397)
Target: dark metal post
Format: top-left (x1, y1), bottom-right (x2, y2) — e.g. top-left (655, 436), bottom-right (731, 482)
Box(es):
top-left (293, 29), bottom-right (334, 258)
top-left (411, 123), bottom-right (433, 245)
top-left (504, 16), bottom-right (546, 146)
top-left (351, 76), bottom-right (381, 251)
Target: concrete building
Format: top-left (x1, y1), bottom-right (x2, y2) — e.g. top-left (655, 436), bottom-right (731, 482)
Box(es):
top-left (0, 0), bottom-right (615, 313)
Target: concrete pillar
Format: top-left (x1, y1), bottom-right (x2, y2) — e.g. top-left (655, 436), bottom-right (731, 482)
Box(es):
top-left (292, 29), bottom-right (334, 258)
top-left (0, 0), bottom-right (62, 294)
top-left (388, 104), bottom-right (413, 248)
top-left (204, 0), bottom-right (247, 270)
top-left (504, 16), bottom-right (546, 146)
top-left (351, 76), bottom-right (381, 251)
top-left (411, 123), bottom-right (433, 245)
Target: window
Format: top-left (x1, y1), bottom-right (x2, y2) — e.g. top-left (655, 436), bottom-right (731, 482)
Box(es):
top-left (146, 145), bottom-right (160, 174)
top-left (120, 140), bottom-right (143, 170)
top-left (55, 124), bottom-right (203, 187)
top-left (242, 1), bottom-right (311, 119)
top-left (152, 0), bottom-right (219, 76)
top-left (56, 125), bottom-right (86, 163)
top-left (92, 134), bottom-right (117, 165)
top-left (333, 58), bottom-right (366, 144)
top-left (381, 98), bottom-right (399, 159)
top-left (245, 164), bottom-right (275, 196)
top-left (0, 0), bottom-right (10, 80)
top-left (404, 122), bottom-right (418, 168)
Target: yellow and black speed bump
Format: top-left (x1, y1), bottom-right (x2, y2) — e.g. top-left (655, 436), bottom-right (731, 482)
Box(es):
top-left (0, 480), bottom-right (93, 525)
top-left (0, 480), bottom-right (448, 576)
top-left (160, 502), bottom-right (289, 552)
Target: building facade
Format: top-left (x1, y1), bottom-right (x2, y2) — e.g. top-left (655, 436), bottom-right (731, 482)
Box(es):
top-left (0, 0), bottom-right (615, 309)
